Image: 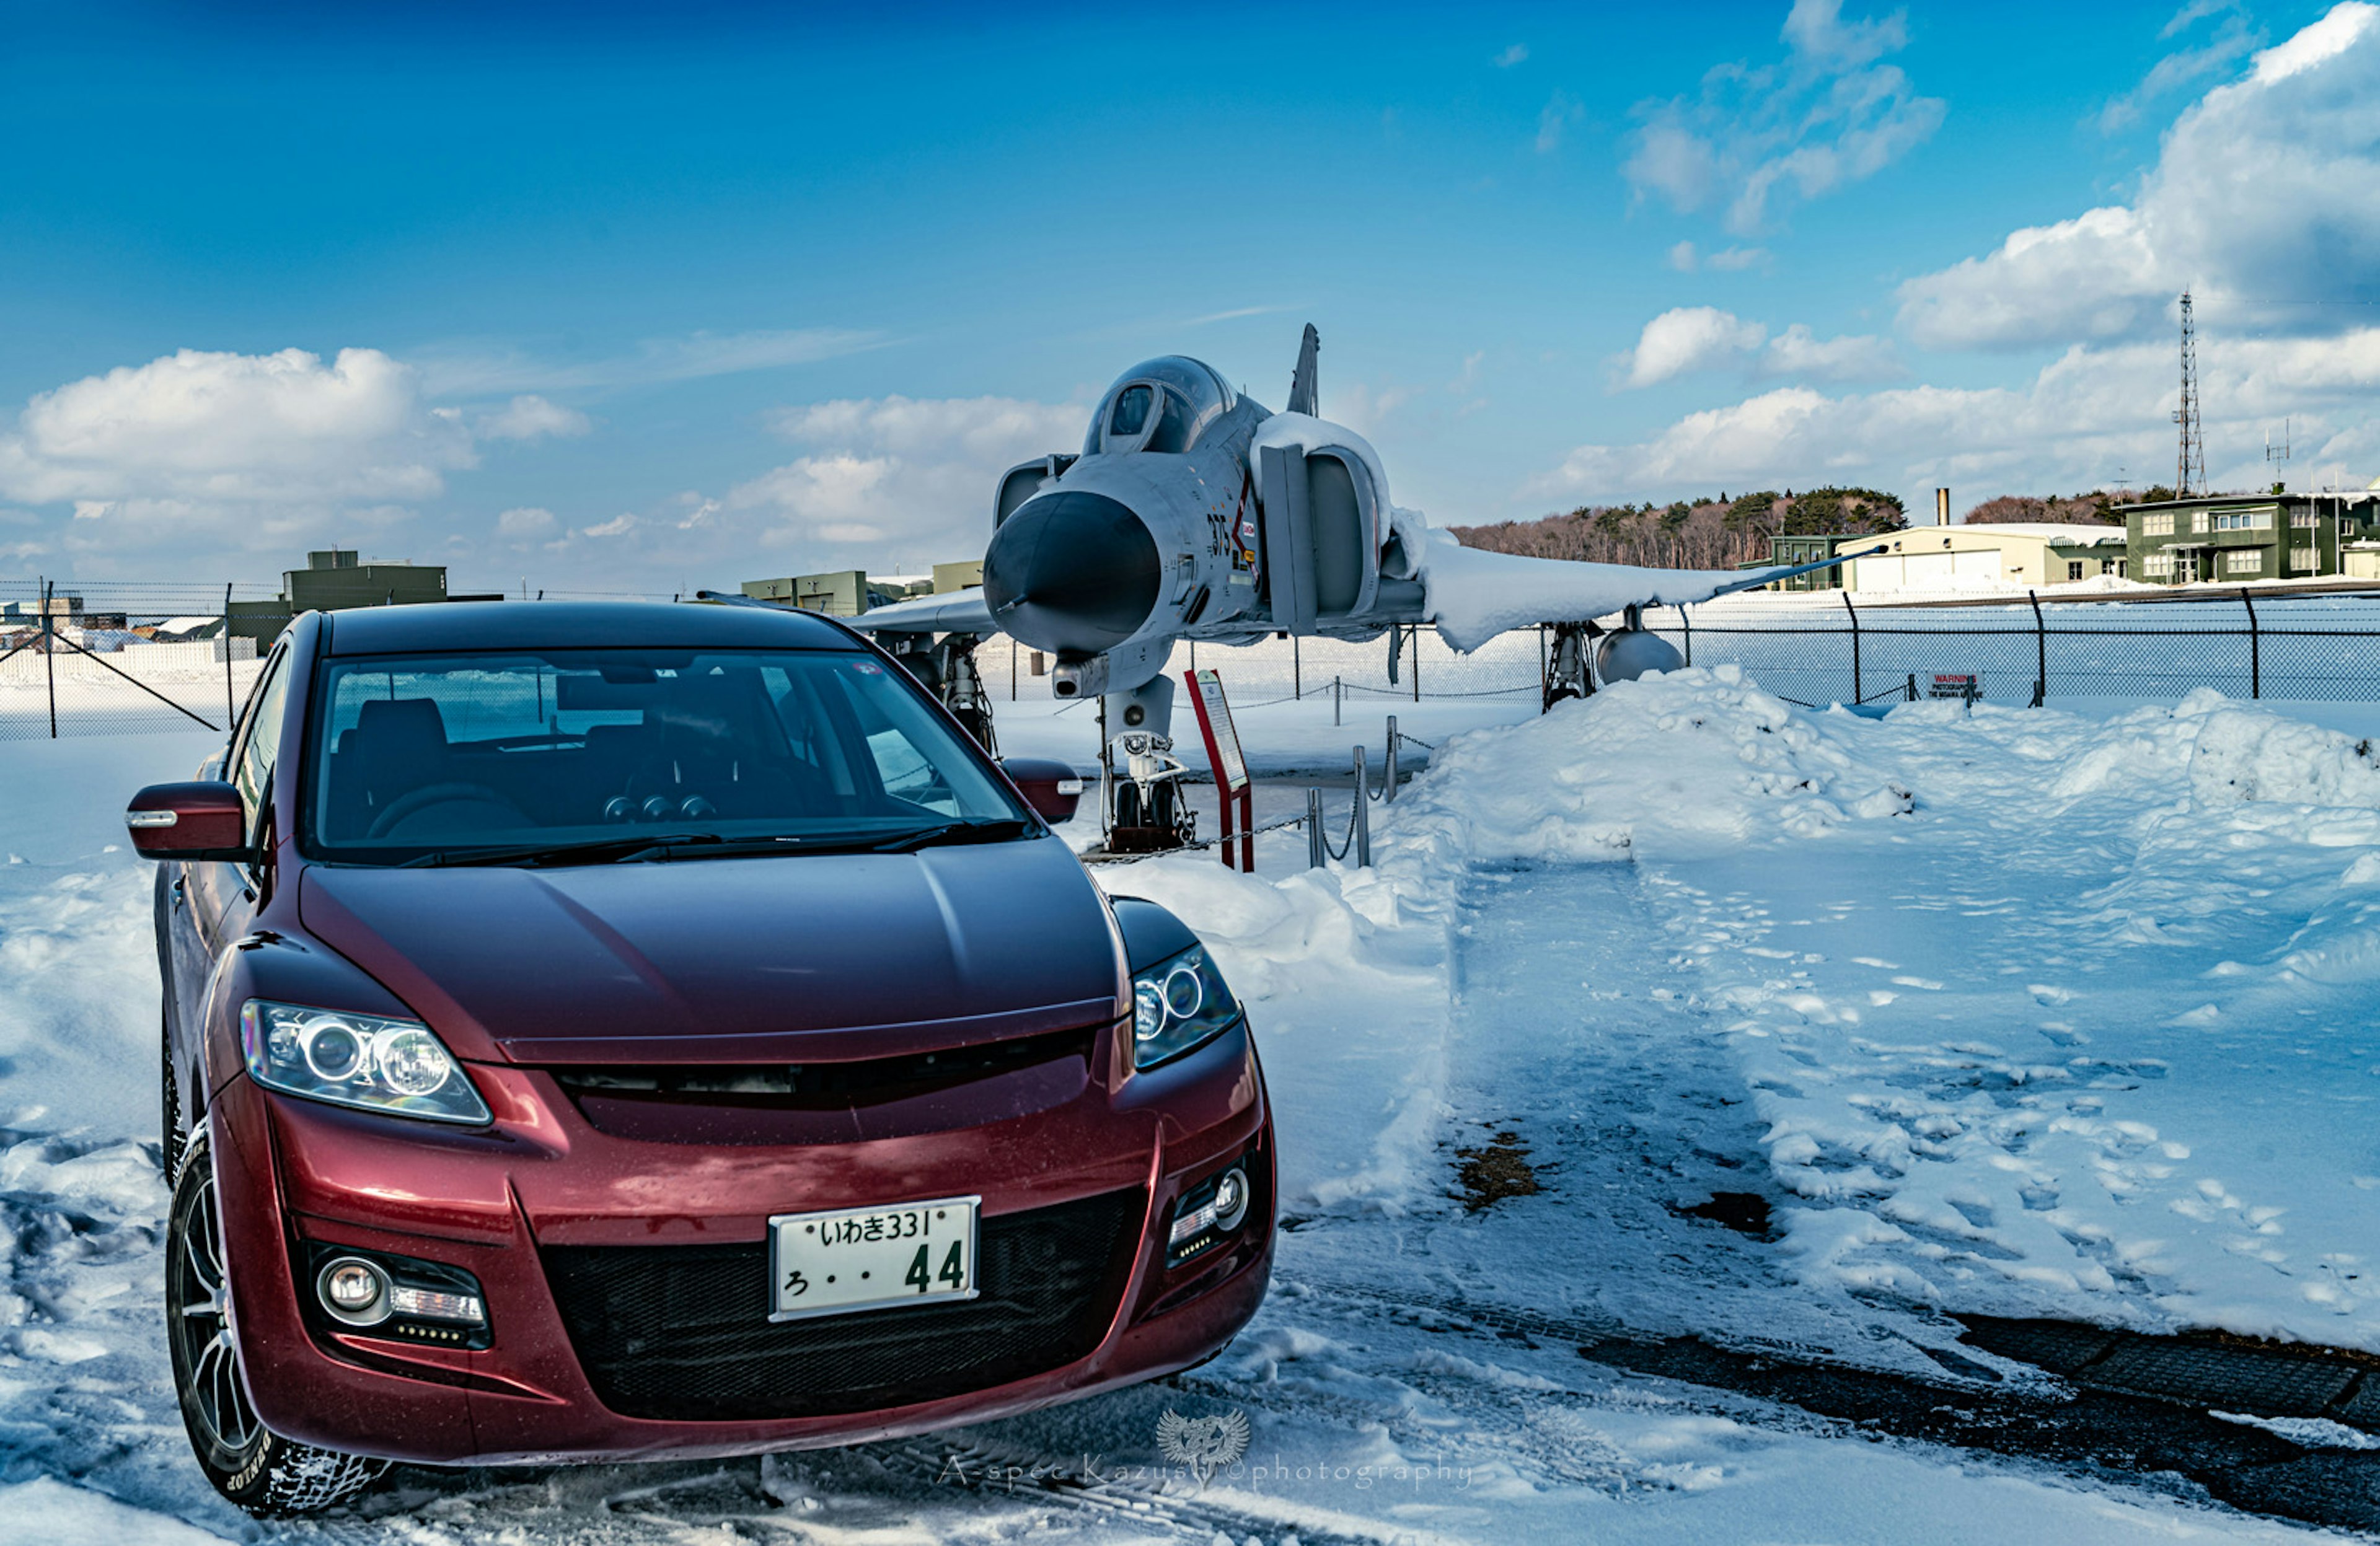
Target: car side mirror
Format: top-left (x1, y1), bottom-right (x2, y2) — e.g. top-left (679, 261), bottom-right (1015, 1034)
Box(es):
top-left (1000, 758), bottom-right (1085, 825)
top-left (126, 781), bottom-right (251, 861)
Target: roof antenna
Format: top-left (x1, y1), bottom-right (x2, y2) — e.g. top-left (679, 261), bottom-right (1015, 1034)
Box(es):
top-left (1287, 323), bottom-right (1320, 417)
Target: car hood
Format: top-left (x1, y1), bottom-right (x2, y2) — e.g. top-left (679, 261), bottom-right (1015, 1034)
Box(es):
top-left (297, 837), bottom-right (1126, 1065)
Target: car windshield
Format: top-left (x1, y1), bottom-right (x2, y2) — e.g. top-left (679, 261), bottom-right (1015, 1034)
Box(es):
top-left (305, 647), bottom-right (1029, 864)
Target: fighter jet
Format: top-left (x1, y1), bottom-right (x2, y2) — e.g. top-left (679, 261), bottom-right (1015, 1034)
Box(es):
top-left (835, 326), bottom-right (1870, 837)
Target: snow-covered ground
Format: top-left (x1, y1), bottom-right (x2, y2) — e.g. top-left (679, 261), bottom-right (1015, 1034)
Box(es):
top-left (4, 677), bottom-right (2378, 1542)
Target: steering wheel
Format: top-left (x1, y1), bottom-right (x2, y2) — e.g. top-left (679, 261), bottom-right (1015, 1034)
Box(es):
top-left (367, 782), bottom-right (529, 839)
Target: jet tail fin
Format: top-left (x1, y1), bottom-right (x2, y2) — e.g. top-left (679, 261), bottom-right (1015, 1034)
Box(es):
top-left (1287, 323), bottom-right (1320, 416)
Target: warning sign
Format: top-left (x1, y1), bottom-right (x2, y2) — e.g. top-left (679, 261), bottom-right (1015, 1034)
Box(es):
top-left (1188, 669), bottom-right (1249, 793)
top-left (1928, 672), bottom-right (1981, 701)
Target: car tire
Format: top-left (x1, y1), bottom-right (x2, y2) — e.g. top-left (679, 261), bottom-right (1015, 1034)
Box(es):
top-left (165, 1127), bottom-right (387, 1516)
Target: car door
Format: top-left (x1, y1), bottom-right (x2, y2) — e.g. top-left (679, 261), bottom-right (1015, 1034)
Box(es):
top-left (185, 645), bottom-right (291, 990)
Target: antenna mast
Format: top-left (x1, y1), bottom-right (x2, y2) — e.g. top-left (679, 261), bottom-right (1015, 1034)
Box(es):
top-left (2173, 289), bottom-right (2205, 496)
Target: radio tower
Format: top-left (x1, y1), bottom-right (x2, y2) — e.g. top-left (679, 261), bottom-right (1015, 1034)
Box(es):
top-left (2173, 289), bottom-right (2205, 496)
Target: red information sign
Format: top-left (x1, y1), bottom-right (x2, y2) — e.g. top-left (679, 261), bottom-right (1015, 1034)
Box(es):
top-left (1184, 670), bottom-right (1254, 871)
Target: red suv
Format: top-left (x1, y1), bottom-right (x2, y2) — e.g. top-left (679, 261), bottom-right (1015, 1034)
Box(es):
top-left (128, 602), bottom-right (1273, 1515)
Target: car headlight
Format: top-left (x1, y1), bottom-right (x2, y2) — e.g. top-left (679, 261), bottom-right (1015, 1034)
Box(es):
top-left (1129, 944), bottom-right (1240, 1070)
top-left (239, 1000), bottom-right (491, 1124)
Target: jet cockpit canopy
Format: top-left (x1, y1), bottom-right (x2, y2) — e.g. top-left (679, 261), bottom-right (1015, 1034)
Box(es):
top-left (1083, 357), bottom-right (1236, 457)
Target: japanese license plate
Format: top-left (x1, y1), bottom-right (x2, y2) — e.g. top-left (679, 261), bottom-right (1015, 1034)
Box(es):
top-left (768, 1195), bottom-right (979, 1322)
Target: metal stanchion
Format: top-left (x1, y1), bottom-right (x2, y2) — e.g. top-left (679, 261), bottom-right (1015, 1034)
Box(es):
top-left (1384, 714), bottom-right (1399, 802)
top-left (1307, 788), bottom-right (1325, 869)
top-left (1352, 745), bottom-right (1372, 869)
top-left (1333, 675), bottom-right (1342, 726)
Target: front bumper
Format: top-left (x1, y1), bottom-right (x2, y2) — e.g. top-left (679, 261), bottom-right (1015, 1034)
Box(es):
top-left (208, 1020), bottom-right (1273, 1464)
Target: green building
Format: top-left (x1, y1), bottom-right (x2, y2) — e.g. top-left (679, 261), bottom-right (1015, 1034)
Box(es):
top-left (2123, 494), bottom-right (2380, 586)
top-left (740, 569), bottom-right (941, 616)
top-left (1756, 532), bottom-right (1884, 591)
top-left (228, 550), bottom-right (451, 641)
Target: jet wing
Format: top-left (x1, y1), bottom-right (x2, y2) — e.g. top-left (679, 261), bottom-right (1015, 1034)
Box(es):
top-left (844, 587), bottom-right (1000, 636)
top-left (1411, 525), bottom-right (1883, 651)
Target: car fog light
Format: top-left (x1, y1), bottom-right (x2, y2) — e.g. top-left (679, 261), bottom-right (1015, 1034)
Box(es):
top-left (1168, 1165), bottom-right (1252, 1252)
top-left (1211, 1166), bottom-right (1250, 1233)
top-left (317, 1257), bottom-right (390, 1325)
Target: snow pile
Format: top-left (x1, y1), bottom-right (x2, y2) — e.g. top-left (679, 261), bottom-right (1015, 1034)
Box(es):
top-left (1383, 665), bottom-right (1915, 866)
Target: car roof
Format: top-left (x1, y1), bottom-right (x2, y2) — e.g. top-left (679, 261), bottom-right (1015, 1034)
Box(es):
top-left (318, 600), bottom-right (863, 657)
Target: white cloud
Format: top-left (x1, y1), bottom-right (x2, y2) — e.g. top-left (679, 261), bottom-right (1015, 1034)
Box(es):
top-left (2097, 7), bottom-right (2259, 132)
top-left (581, 514), bottom-right (636, 538)
top-left (1536, 91), bottom-right (1583, 154)
top-left (0, 346), bottom-right (483, 567)
top-left (1624, 307), bottom-right (1770, 387)
top-left (1762, 323), bottom-right (1904, 381)
top-left (1672, 241), bottom-right (1774, 272)
top-left (1900, 3), bottom-right (2380, 350)
top-left (1623, 0), bottom-right (1944, 234)
top-left (474, 394), bottom-right (591, 442)
top-left (1620, 307), bottom-right (1901, 389)
top-left (1495, 43), bottom-right (1528, 68)
top-left (413, 327), bottom-right (883, 397)
top-left (496, 506), bottom-right (557, 538)
top-left (731, 394), bottom-right (1085, 560)
top-left (1532, 327), bottom-right (2380, 505)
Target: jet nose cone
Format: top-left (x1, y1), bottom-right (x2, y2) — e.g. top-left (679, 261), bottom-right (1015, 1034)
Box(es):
top-left (982, 491), bottom-right (1161, 655)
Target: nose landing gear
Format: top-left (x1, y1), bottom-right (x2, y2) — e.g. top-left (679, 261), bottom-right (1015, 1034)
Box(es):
top-left (1094, 675), bottom-right (1195, 856)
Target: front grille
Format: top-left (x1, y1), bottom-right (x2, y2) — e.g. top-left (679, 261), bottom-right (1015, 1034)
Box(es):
top-left (540, 1187), bottom-right (1145, 1421)
top-left (551, 1026), bottom-right (1099, 1144)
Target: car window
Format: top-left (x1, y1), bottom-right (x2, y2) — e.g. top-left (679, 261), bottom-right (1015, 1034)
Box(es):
top-left (231, 648), bottom-right (291, 836)
top-left (306, 647), bottom-right (1026, 861)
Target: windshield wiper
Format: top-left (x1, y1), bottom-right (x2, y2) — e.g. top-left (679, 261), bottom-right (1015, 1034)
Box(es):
top-left (866, 817), bottom-right (1035, 854)
top-left (396, 832), bottom-right (736, 868)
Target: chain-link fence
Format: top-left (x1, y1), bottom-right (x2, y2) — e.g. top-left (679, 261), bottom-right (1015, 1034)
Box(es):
top-left (972, 590), bottom-right (2380, 711)
top-left (0, 581), bottom-right (290, 741)
top-left (12, 578), bottom-right (2380, 741)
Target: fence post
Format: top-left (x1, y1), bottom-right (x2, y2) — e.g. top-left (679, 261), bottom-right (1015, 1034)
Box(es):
top-left (1385, 715), bottom-right (1399, 803)
top-left (1293, 636), bottom-right (1301, 700)
top-left (1906, 672), bottom-right (1917, 703)
top-left (2029, 590), bottom-right (2047, 706)
top-left (223, 583), bottom-right (236, 728)
top-left (1681, 605), bottom-right (1693, 667)
top-left (42, 578), bottom-right (56, 739)
top-left (1307, 788), bottom-right (1325, 869)
top-left (1011, 638), bottom-right (1018, 701)
top-left (1333, 675), bottom-right (1342, 727)
top-left (1411, 626), bottom-right (1420, 702)
top-left (1841, 591), bottom-right (1861, 705)
top-left (2241, 588), bottom-right (2259, 699)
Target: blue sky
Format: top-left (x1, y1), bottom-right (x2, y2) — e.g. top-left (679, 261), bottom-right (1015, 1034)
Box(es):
top-left (3, 0), bottom-right (2374, 592)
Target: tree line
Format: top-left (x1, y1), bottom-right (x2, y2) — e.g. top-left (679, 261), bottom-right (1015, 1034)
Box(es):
top-left (1450, 486), bottom-right (1908, 569)
top-left (1452, 485), bottom-right (2192, 567)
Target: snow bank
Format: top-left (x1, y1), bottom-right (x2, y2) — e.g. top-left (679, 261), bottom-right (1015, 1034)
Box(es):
top-left (1383, 665), bottom-right (1915, 864)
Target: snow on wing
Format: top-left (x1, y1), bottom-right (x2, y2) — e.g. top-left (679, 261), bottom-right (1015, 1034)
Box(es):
top-left (1411, 524), bottom-right (1805, 652)
top-left (845, 588), bottom-right (998, 635)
